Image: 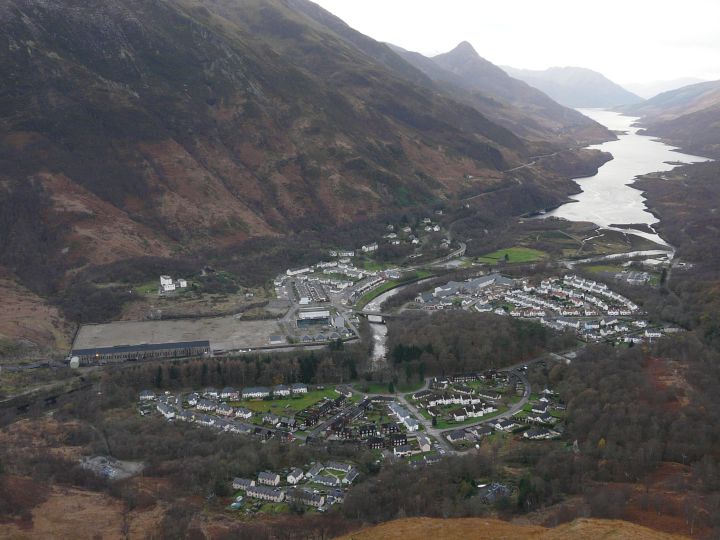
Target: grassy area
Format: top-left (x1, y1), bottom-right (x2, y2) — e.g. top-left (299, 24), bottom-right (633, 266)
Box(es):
top-left (582, 264), bottom-right (624, 274)
top-left (230, 388), bottom-right (340, 413)
top-left (433, 405), bottom-right (509, 429)
top-left (406, 451), bottom-right (433, 463)
top-left (358, 259), bottom-right (387, 272)
top-left (354, 380), bottom-right (424, 395)
top-left (259, 502), bottom-right (289, 514)
top-left (135, 280), bottom-right (159, 295)
top-left (477, 246), bottom-right (547, 265)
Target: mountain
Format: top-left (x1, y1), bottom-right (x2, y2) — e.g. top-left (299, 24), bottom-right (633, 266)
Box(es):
top-left (502, 66), bottom-right (643, 108)
top-left (391, 42), bottom-right (610, 146)
top-left (0, 0), bottom-right (615, 352)
top-left (624, 77), bottom-right (707, 100)
top-left (621, 80), bottom-right (720, 158)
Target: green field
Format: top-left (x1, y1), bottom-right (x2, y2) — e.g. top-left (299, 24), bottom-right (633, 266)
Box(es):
top-left (355, 380), bottom-right (424, 395)
top-left (582, 264), bottom-right (624, 274)
top-left (433, 405), bottom-right (509, 429)
top-left (230, 388), bottom-right (340, 413)
top-left (477, 247), bottom-right (547, 265)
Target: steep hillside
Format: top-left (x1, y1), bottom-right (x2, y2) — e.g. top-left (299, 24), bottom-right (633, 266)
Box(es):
top-left (0, 0), bottom-right (522, 285)
top-left (392, 42), bottom-right (611, 147)
top-left (503, 66), bottom-right (643, 108)
top-left (622, 80), bottom-right (720, 157)
top-left (625, 77), bottom-right (707, 100)
top-left (0, 0), bottom-right (614, 352)
top-left (335, 516), bottom-right (687, 540)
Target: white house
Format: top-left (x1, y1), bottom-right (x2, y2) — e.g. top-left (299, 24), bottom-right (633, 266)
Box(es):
top-left (160, 275), bottom-right (175, 293)
top-left (258, 471), bottom-right (281, 486)
top-left (287, 468), bottom-right (304, 485)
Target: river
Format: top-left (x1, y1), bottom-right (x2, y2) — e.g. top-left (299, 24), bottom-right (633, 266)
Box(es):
top-left (544, 109), bottom-right (710, 247)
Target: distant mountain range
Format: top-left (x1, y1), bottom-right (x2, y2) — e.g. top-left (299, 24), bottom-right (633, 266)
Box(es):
top-left (621, 80), bottom-right (720, 158)
top-left (623, 78), bottom-right (707, 100)
top-left (391, 42), bottom-right (609, 146)
top-left (501, 66), bottom-right (643, 108)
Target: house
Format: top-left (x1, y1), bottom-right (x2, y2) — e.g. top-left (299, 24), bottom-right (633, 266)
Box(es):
top-left (139, 390), bottom-right (155, 401)
top-left (220, 387), bottom-right (239, 400)
top-left (286, 488), bottom-right (325, 508)
top-left (386, 433), bottom-right (408, 447)
top-left (531, 403), bottom-right (548, 414)
top-left (258, 471), bottom-right (280, 486)
top-left (177, 279), bottom-right (188, 288)
top-left (478, 482), bottom-right (512, 503)
top-left (471, 425), bottom-right (493, 439)
top-left (291, 383), bottom-right (308, 394)
top-left (491, 419), bottom-right (517, 431)
top-left (196, 399), bottom-right (217, 412)
top-left (232, 477), bottom-right (255, 490)
top-left (361, 242), bottom-right (378, 253)
top-left (327, 488), bottom-right (345, 505)
top-left (160, 275), bottom-right (175, 293)
top-left (246, 485), bottom-right (284, 503)
top-left (523, 428), bottom-right (557, 440)
top-left (357, 424), bottom-right (376, 438)
top-left (204, 387), bottom-right (219, 399)
top-left (195, 414), bottom-right (215, 427)
top-left (176, 410), bottom-right (194, 422)
top-left (326, 462), bottom-right (353, 474)
top-left (156, 403), bottom-right (175, 419)
top-left (234, 407), bottom-right (253, 419)
top-left (214, 403), bottom-right (233, 416)
top-left (314, 475), bottom-right (340, 487)
top-left (307, 462), bottom-right (324, 478)
top-left (227, 422), bottom-right (253, 435)
top-left (367, 436), bottom-right (384, 449)
top-left (263, 413), bottom-right (280, 426)
top-left (447, 429), bottom-right (467, 443)
top-left (394, 444), bottom-right (413, 457)
top-left (273, 385), bottom-right (291, 397)
top-left (381, 422), bottom-right (399, 434)
top-left (242, 387), bottom-right (270, 400)
top-left (452, 408), bottom-right (467, 422)
top-left (416, 433), bottom-right (432, 452)
top-left (186, 392), bottom-right (199, 406)
top-left (286, 267), bottom-right (312, 276)
top-left (335, 385), bottom-right (353, 398)
top-left (344, 468), bottom-right (360, 484)
top-left (287, 468), bottom-right (304, 485)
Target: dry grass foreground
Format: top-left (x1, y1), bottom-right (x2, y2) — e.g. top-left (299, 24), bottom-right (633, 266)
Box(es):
top-left (335, 516), bottom-right (689, 540)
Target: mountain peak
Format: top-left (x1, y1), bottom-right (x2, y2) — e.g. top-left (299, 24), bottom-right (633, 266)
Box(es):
top-left (450, 40), bottom-right (478, 57)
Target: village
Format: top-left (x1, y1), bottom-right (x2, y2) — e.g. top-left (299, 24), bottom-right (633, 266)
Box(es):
top-left (411, 272), bottom-right (669, 344)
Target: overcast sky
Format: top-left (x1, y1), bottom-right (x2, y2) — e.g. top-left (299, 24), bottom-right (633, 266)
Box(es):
top-left (312, 0), bottom-right (720, 85)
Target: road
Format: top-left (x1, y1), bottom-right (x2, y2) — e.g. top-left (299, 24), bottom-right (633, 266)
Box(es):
top-left (354, 352), bottom-right (553, 455)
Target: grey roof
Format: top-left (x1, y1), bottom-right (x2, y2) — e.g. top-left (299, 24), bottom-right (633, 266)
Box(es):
top-left (72, 340), bottom-right (209, 356)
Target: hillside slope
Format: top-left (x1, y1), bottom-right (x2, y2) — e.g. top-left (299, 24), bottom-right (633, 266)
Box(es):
top-left (503, 66), bottom-right (643, 108)
top-left (0, 0), bottom-right (523, 287)
top-left (621, 80), bottom-right (720, 157)
top-left (392, 42), bottom-right (611, 147)
top-left (0, 0), bottom-right (613, 353)
top-left (335, 516), bottom-right (687, 540)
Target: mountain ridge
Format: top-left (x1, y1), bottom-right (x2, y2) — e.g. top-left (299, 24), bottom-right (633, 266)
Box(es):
top-left (502, 65), bottom-right (643, 108)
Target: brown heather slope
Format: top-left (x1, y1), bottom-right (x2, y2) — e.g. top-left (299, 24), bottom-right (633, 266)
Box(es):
top-left (335, 516), bottom-right (688, 540)
top-left (621, 80), bottom-right (720, 158)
